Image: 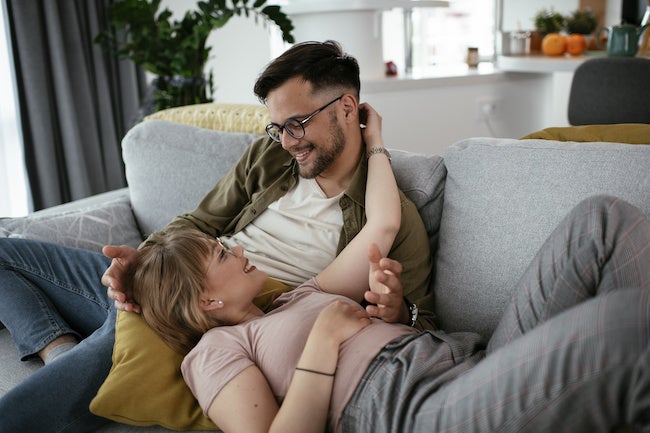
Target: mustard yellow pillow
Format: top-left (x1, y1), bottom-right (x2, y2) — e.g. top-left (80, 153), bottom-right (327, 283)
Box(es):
top-left (90, 278), bottom-right (291, 430)
top-left (520, 123), bottom-right (650, 144)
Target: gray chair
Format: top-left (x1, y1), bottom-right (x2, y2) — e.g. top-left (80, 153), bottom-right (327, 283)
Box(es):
top-left (568, 56), bottom-right (650, 125)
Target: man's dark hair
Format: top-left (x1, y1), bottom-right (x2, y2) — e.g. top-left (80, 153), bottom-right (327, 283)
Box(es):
top-left (253, 40), bottom-right (360, 103)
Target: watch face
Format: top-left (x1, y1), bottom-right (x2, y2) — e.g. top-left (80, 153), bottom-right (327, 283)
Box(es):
top-left (409, 303), bottom-right (418, 326)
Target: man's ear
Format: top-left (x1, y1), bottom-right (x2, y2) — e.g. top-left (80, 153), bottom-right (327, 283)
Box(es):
top-left (340, 94), bottom-right (358, 121)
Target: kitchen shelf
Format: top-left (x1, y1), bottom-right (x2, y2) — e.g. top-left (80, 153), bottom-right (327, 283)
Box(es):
top-left (497, 52), bottom-right (606, 73)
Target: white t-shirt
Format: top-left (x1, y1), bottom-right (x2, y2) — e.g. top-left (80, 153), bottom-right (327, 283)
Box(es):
top-left (223, 177), bottom-right (344, 287)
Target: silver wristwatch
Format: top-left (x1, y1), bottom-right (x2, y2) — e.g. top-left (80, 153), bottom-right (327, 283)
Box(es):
top-left (407, 301), bottom-right (418, 327)
top-left (367, 147), bottom-right (391, 161)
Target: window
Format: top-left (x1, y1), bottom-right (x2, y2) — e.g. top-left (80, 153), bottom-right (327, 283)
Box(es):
top-left (383, 0), bottom-right (496, 73)
top-left (0, 0), bottom-right (29, 217)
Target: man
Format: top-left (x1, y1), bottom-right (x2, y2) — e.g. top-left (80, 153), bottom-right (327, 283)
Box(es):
top-left (104, 40), bottom-right (434, 328)
top-left (0, 40), bottom-right (433, 433)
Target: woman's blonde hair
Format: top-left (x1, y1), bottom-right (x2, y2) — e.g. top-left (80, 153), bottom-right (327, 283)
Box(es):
top-left (133, 229), bottom-right (222, 355)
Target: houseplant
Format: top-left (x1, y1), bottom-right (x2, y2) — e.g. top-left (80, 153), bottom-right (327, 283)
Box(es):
top-left (531, 8), bottom-right (566, 52)
top-left (565, 8), bottom-right (597, 34)
top-left (533, 8), bottom-right (566, 34)
top-left (565, 8), bottom-right (598, 50)
top-left (95, 0), bottom-right (294, 111)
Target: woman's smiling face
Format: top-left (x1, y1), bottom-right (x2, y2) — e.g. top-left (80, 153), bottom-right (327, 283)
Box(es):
top-left (201, 239), bottom-right (268, 311)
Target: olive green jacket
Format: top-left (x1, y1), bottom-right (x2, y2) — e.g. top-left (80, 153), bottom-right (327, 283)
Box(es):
top-left (161, 136), bottom-right (435, 330)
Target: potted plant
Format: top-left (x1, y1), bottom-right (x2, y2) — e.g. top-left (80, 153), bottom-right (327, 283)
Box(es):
top-left (530, 8), bottom-right (566, 53)
top-left (565, 8), bottom-right (598, 50)
top-left (95, 0), bottom-right (294, 111)
top-left (565, 8), bottom-right (597, 34)
top-left (533, 8), bottom-right (566, 34)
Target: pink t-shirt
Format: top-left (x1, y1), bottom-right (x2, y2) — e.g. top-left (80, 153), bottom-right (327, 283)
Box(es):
top-left (181, 278), bottom-right (416, 432)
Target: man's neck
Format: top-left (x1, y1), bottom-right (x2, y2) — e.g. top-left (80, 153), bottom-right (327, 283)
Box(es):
top-left (315, 142), bottom-right (363, 198)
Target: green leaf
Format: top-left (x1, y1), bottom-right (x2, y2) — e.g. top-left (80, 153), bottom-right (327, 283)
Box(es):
top-left (95, 0), bottom-right (294, 107)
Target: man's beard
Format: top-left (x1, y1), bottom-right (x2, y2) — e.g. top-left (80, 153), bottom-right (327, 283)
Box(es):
top-left (299, 114), bottom-right (345, 179)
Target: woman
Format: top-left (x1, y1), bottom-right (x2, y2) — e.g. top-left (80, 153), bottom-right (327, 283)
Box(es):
top-left (135, 195), bottom-right (650, 433)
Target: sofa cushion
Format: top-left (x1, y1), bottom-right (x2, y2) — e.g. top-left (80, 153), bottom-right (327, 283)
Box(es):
top-left (521, 123), bottom-right (650, 144)
top-left (391, 149), bottom-right (446, 261)
top-left (90, 311), bottom-right (218, 431)
top-left (0, 196), bottom-right (142, 252)
top-left (434, 138), bottom-right (650, 338)
top-left (122, 120), bottom-right (262, 236)
top-left (144, 102), bottom-right (269, 135)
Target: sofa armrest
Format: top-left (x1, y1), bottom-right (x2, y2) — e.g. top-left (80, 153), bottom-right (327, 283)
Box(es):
top-left (0, 188), bottom-right (143, 253)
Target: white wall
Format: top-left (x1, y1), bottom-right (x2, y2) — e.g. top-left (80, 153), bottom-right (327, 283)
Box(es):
top-left (160, 0), bottom-right (576, 157)
top-left (363, 72), bottom-right (554, 156)
top-left (160, 0), bottom-right (273, 104)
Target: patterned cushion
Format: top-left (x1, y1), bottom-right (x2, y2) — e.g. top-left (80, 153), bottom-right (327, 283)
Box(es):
top-left (0, 197), bottom-right (142, 252)
top-left (144, 103), bottom-right (269, 135)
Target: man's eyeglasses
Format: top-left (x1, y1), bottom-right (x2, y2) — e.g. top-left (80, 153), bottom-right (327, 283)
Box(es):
top-left (265, 95), bottom-right (343, 143)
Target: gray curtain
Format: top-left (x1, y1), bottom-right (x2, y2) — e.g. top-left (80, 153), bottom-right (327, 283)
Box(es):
top-left (6, 0), bottom-right (147, 211)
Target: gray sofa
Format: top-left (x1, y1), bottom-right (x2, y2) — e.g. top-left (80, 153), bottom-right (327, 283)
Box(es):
top-left (2, 118), bottom-right (650, 432)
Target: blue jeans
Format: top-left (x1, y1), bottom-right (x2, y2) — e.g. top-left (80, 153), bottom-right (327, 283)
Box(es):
top-left (0, 238), bottom-right (114, 433)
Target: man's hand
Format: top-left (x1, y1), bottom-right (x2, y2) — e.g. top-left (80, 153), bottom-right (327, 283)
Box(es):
top-left (101, 245), bottom-right (140, 313)
top-left (364, 243), bottom-right (410, 324)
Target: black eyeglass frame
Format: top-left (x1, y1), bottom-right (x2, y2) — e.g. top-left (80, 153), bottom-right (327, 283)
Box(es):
top-left (265, 95), bottom-right (343, 143)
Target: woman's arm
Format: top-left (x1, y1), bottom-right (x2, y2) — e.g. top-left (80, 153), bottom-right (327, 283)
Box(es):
top-left (206, 365), bottom-right (279, 433)
top-left (316, 103), bottom-right (401, 301)
top-left (206, 301), bottom-right (370, 433)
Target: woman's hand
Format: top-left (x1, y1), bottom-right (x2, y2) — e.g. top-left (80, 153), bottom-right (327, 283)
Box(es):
top-left (313, 300), bottom-right (371, 345)
top-left (359, 102), bottom-right (385, 150)
top-left (101, 245), bottom-right (141, 313)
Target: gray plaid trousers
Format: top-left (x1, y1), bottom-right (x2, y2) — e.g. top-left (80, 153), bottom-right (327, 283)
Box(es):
top-left (343, 195), bottom-right (650, 433)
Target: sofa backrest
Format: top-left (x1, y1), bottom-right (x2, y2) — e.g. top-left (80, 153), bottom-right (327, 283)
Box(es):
top-left (123, 121), bottom-right (650, 340)
top-left (122, 120), bottom-right (446, 248)
top-left (122, 120), bottom-right (261, 236)
top-left (435, 137), bottom-right (650, 338)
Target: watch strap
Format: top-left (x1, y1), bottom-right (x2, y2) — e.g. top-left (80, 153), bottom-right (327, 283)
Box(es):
top-left (406, 299), bottom-right (418, 327)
